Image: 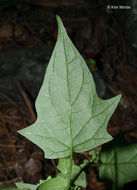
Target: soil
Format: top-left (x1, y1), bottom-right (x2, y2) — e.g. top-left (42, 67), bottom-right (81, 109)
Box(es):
top-left (0, 1), bottom-right (137, 189)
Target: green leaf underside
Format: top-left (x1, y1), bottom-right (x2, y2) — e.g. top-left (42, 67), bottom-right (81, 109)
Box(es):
top-left (18, 15), bottom-right (121, 159)
top-left (15, 183), bottom-right (37, 190)
top-left (99, 135), bottom-right (137, 190)
top-left (57, 157), bottom-right (71, 176)
top-left (57, 157), bottom-right (86, 187)
top-left (38, 157), bottom-right (86, 190)
top-left (71, 165), bottom-right (86, 187)
top-left (37, 175), bottom-right (67, 190)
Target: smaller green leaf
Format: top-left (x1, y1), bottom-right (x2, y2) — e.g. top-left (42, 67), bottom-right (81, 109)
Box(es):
top-left (99, 134), bottom-right (137, 190)
top-left (57, 157), bottom-right (70, 176)
top-left (15, 183), bottom-right (37, 190)
top-left (57, 157), bottom-right (86, 188)
top-left (71, 165), bottom-right (86, 188)
top-left (37, 175), bottom-right (67, 190)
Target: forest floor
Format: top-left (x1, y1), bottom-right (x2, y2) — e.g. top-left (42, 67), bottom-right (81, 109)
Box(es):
top-left (0, 1), bottom-right (137, 189)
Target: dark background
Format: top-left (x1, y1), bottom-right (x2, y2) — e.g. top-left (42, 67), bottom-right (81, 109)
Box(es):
top-left (0, 0), bottom-right (137, 189)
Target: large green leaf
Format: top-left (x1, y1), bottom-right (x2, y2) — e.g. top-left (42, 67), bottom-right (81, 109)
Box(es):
top-left (18, 15), bottom-right (121, 159)
top-left (99, 134), bottom-right (137, 190)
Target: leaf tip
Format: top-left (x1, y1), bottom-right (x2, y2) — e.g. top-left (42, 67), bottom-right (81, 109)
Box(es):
top-left (116, 94), bottom-right (122, 103)
top-left (17, 128), bottom-right (28, 138)
top-left (17, 129), bottom-right (22, 135)
top-left (111, 94), bottom-right (121, 112)
top-left (56, 15), bottom-right (60, 21)
top-left (56, 15), bottom-right (66, 36)
top-left (56, 15), bottom-right (62, 26)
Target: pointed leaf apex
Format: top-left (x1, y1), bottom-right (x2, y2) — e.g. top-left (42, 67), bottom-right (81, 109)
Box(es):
top-left (115, 94), bottom-right (122, 107)
top-left (56, 15), bottom-right (61, 22)
top-left (56, 15), bottom-right (63, 28)
top-left (56, 15), bottom-right (67, 36)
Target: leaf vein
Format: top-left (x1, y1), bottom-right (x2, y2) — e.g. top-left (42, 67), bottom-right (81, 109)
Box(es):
top-left (73, 100), bottom-right (116, 141)
top-left (37, 134), bottom-right (70, 149)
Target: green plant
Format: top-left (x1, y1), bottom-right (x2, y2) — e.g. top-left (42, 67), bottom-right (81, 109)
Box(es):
top-left (11, 16), bottom-right (137, 190)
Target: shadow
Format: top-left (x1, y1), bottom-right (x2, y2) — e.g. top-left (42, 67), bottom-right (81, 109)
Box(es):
top-left (100, 133), bottom-right (136, 190)
top-left (123, 180), bottom-right (137, 190)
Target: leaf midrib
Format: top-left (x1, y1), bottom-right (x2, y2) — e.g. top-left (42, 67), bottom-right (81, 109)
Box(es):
top-left (62, 30), bottom-right (73, 190)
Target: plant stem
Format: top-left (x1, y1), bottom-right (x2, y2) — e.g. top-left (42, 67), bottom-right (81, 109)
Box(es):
top-left (66, 108), bottom-right (73, 190)
top-left (67, 151), bottom-right (73, 190)
top-left (66, 122), bottom-right (73, 190)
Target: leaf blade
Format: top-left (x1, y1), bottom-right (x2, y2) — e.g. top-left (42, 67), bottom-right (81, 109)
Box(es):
top-left (15, 182), bottom-right (37, 190)
top-left (18, 16), bottom-right (121, 159)
top-left (99, 135), bottom-right (137, 190)
top-left (37, 175), bottom-right (67, 190)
